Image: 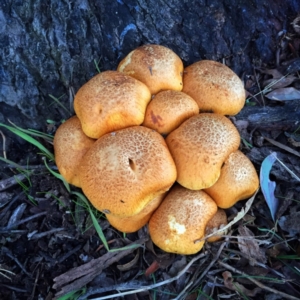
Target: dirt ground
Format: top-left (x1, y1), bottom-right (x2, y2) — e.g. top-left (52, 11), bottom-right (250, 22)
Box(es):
top-left (1, 17), bottom-right (300, 300)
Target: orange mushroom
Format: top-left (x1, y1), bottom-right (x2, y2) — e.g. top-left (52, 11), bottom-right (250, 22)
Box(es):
top-left (182, 60), bottom-right (246, 115)
top-left (149, 184), bottom-right (217, 255)
top-left (205, 150), bottom-right (259, 208)
top-left (74, 71), bottom-right (151, 139)
top-left (53, 116), bottom-right (95, 187)
top-left (117, 44), bottom-right (183, 94)
top-left (166, 113), bottom-right (240, 190)
top-left (142, 90), bottom-right (199, 135)
top-left (79, 126), bottom-right (177, 217)
top-left (205, 208), bottom-right (228, 242)
top-left (106, 193), bottom-right (166, 233)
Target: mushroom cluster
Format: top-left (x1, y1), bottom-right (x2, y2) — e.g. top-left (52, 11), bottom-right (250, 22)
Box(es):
top-left (54, 44), bottom-right (259, 255)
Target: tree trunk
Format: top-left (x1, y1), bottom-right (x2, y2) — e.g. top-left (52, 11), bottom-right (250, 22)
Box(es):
top-left (0, 0), bottom-right (299, 132)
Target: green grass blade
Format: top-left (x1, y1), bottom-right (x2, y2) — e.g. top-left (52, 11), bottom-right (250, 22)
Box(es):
top-left (7, 120), bottom-right (54, 142)
top-left (48, 94), bottom-right (71, 116)
top-left (94, 58), bottom-right (101, 73)
top-left (0, 123), bottom-right (54, 161)
top-left (0, 156), bottom-right (32, 173)
top-left (72, 191), bottom-right (110, 251)
top-left (56, 287), bottom-right (86, 300)
top-left (43, 158), bottom-right (70, 192)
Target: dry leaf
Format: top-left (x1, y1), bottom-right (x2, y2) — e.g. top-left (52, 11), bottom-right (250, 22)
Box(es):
top-left (263, 76), bottom-right (296, 89)
top-left (260, 152), bottom-right (279, 221)
top-left (237, 226), bottom-right (267, 266)
top-left (263, 136), bottom-right (300, 158)
top-left (145, 260), bottom-right (160, 277)
top-left (288, 137), bottom-right (300, 147)
top-left (278, 212), bottom-right (300, 236)
top-left (257, 68), bottom-right (283, 78)
top-left (117, 249), bottom-right (140, 271)
top-left (222, 271), bottom-right (262, 296)
top-left (168, 256), bottom-right (187, 277)
top-left (265, 87), bottom-right (300, 101)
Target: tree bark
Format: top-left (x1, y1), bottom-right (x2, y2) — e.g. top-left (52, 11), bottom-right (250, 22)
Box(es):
top-left (0, 0), bottom-right (300, 131)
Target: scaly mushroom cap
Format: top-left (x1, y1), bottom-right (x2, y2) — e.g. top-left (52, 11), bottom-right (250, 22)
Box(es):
top-left (205, 150), bottom-right (259, 209)
top-left (166, 113), bottom-right (240, 190)
top-left (74, 71), bottom-right (151, 139)
top-left (182, 60), bottom-right (246, 115)
top-left (79, 126), bottom-right (177, 217)
top-left (142, 90), bottom-right (199, 135)
top-left (205, 208), bottom-right (228, 242)
top-left (53, 116), bottom-right (95, 187)
top-left (149, 185), bottom-right (218, 255)
top-left (106, 193), bottom-right (166, 233)
top-left (117, 44), bottom-right (183, 95)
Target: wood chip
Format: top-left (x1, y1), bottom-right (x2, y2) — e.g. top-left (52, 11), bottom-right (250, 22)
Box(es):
top-left (237, 225), bottom-right (267, 266)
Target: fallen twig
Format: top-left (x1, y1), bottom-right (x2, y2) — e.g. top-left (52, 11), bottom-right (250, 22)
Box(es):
top-left (218, 260), bottom-right (300, 300)
top-left (0, 212), bottom-right (47, 231)
top-left (53, 237), bottom-right (149, 298)
top-left (78, 251), bottom-right (208, 300)
top-left (174, 237), bottom-right (229, 300)
top-left (0, 174), bottom-right (27, 192)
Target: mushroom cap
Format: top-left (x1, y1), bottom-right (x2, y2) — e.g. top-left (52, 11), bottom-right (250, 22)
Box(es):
top-left (53, 116), bottom-right (95, 187)
top-left (142, 90), bottom-right (199, 135)
top-left (205, 208), bottom-right (228, 242)
top-left (74, 71), bottom-right (151, 139)
top-left (79, 126), bottom-right (177, 217)
top-left (149, 185), bottom-right (218, 255)
top-left (106, 193), bottom-right (166, 233)
top-left (182, 60), bottom-right (246, 115)
top-left (165, 113), bottom-right (240, 190)
top-left (117, 44), bottom-right (183, 95)
top-left (204, 150), bottom-right (259, 209)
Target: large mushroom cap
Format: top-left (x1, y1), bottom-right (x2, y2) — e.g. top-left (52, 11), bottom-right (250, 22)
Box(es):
top-left (105, 193), bottom-right (166, 233)
top-left (117, 44), bottom-right (183, 95)
top-left (182, 60), bottom-right (246, 115)
top-left (205, 150), bottom-right (259, 209)
top-left (149, 185), bottom-right (218, 255)
top-left (166, 113), bottom-right (240, 190)
top-left (79, 126), bottom-right (177, 217)
top-left (142, 90), bottom-right (199, 135)
top-left (74, 71), bottom-right (151, 139)
top-left (53, 116), bottom-right (95, 187)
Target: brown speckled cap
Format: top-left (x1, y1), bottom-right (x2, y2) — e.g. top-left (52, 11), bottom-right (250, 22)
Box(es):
top-left (143, 90), bottom-right (199, 135)
top-left (149, 184), bottom-right (217, 255)
top-left (166, 113), bottom-right (241, 190)
top-left (53, 116), bottom-right (95, 187)
top-left (106, 193), bottom-right (166, 233)
top-left (205, 150), bottom-right (259, 208)
top-left (182, 60), bottom-right (246, 115)
top-left (79, 126), bottom-right (177, 217)
top-left (117, 44), bottom-right (183, 94)
top-left (74, 71), bottom-right (151, 139)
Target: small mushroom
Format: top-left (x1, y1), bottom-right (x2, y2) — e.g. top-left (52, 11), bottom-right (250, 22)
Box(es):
top-left (149, 184), bottom-right (218, 255)
top-left (74, 71), bottom-right (151, 139)
top-left (182, 60), bottom-right (246, 115)
top-left (205, 208), bottom-right (228, 242)
top-left (53, 116), bottom-right (95, 187)
top-left (117, 44), bottom-right (183, 94)
top-left (106, 193), bottom-right (166, 233)
top-left (79, 126), bottom-right (177, 217)
top-left (166, 113), bottom-right (240, 190)
top-left (142, 90), bottom-right (199, 135)
top-left (204, 150), bottom-right (259, 209)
